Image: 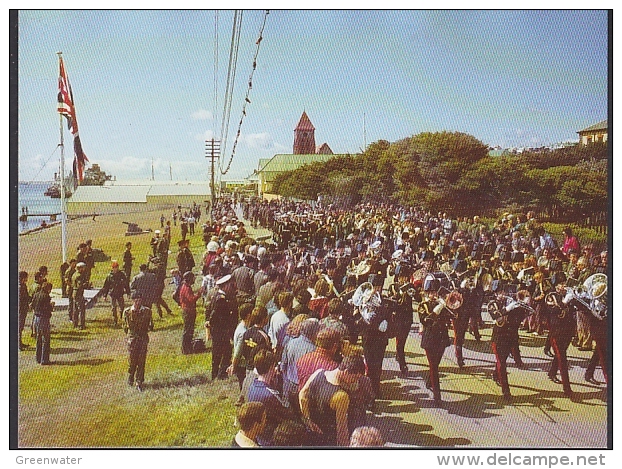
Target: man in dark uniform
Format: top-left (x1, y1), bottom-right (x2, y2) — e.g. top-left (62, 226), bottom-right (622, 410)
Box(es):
top-left (84, 240), bottom-right (95, 285)
top-left (123, 242), bottom-right (134, 279)
top-left (360, 274), bottom-right (389, 401)
top-left (419, 285), bottom-right (453, 404)
top-left (206, 274), bottom-right (238, 380)
top-left (176, 239), bottom-right (195, 276)
top-left (388, 264), bottom-right (415, 374)
top-left (583, 286), bottom-right (608, 386)
top-left (489, 292), bottom-right (531, 402)
top-left (546, 273), bottom-right (576, 396)
top-left (31, 282), bottom-right (54, 364)
top-left (73, 262), bottom-right (88, 329)
top-left (123, 291), bottom-right (153, 391)
top-left (101, 260), bottom-right (130, 326)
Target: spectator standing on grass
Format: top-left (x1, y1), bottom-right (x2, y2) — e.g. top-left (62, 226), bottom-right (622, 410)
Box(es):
top-left (19, 271), bottom-right (31, 351)
top-left (179, 271), bottom-right (205, 355)
top-left (130, 264), bottom-right (158, 313)
top-left (122, 291), bottom-right (152, 392)
top-left (299, 355), bottom-right (367, 447)
top-left (31, 282), bottom-right (54, 365)
top-left (122, 242), bottom-right (134, 280)
top-left (101, 260), bottom-right (130, 326)
top-left (73, 262), bottom-right (88, 329)
top-left (280, 318), bottom-right (319, 413)
top-left (228, 302), bottom-right (254, 405)
top-left (205, 274), bottom-right (238, 380)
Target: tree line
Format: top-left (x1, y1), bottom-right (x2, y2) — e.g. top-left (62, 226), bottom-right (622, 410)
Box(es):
top-left (271, 131), bottom-right (608, 223)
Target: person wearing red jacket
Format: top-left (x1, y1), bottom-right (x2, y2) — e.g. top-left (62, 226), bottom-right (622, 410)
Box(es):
top-left (179, 271), bottom-right (205, 354)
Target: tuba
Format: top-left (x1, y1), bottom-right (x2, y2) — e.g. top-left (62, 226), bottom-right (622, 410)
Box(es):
top-left (584, 273), bottom-right (607, 301)
top-left (351, 282), bottom-right (377, 308)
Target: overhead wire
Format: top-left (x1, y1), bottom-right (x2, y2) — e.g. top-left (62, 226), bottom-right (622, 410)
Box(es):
top-left (218, 10), bottom-right (243, 177)
top-left (220, 9), bottom-right (269, 176)
top-left (23, 144), bottom-right (62, 185)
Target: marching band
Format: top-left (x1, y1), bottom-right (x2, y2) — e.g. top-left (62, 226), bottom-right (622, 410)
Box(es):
top-left (252, 199), bottom-right (609, 407)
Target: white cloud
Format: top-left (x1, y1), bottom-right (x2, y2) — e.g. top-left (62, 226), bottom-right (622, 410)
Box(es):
top-left (191, 109), bottom-right (213, 121)
top-left (194, 130), bottom-right (216, 142)
top-left (242, 132), bottom-right (274, 150)
top-left (96, 156), bottom-right (208, 181)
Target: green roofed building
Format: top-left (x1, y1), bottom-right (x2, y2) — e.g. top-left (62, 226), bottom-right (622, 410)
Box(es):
top-left (257, 112), bottom-right (346, 198)
top-left (257, 153), bottom-right (337, 196)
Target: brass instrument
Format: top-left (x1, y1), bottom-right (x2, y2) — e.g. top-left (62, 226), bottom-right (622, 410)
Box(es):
top-left (515, 290), bottom-right (536, 314)
top-left (562, 273), bottom-right (608, 320)
top-left (433, 290), bottom-right (463, 318)
top-left (545, 291), bottom-right (566, 318)
top-left (487, 289), bottom-right (536, 327)
top-left (346, 259), bottom-right (371, 278)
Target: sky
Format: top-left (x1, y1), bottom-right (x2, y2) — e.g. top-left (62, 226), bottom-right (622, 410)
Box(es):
top-left (16, 9), bottom-right (609, 183)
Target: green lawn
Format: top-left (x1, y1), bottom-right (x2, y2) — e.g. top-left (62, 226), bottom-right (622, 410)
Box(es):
top-left (18, 299), bottom-right (239, 448)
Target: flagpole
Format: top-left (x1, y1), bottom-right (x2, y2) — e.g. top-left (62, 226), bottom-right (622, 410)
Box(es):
top-left (58, 51), bottom-right (68, 263)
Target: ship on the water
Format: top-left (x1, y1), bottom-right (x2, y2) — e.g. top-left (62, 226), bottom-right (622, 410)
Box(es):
top-left (44, 164), bottom-right (113, 198)
top-left (44, 172), bottom-right (73, 198)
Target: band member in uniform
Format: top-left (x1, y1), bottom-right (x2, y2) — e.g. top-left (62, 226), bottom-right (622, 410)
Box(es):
top-left (583, 280), bottom-right (608, 385)
top-left (489, 290), bottom-right (533, 401)
top-left (453, 263), bottom-right (477, 368)
top-left (358, 274), bottom-right (389, 401)
top-left (544, 272), bottom-right (576, 397)
top-left (388, 264), bottom-right (415, 374)
top-left (418, 282), bottom-right (453, 404)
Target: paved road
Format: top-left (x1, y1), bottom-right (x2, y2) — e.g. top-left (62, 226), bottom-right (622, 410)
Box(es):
top-left (369, 326), bottom-right (608, 448)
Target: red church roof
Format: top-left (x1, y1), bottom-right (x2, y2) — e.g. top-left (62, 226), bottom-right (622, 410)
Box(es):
top-left (295, 111), bottom-right (315, 131)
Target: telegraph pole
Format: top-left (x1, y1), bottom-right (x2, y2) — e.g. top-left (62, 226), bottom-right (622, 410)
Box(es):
top-left (205, 138), bottom-right (220, 222)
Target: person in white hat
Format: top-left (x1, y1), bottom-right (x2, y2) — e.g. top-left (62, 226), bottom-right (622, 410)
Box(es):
top-left (150, 230), bottom-right (162, 258)
top-left (206, 274), bottom-right (238, 379)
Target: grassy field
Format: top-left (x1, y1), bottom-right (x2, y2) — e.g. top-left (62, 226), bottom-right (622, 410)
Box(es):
top-left (17, 208), bottom-right (241, 448)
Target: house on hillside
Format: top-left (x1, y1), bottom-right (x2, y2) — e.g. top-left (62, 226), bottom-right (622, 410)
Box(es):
top-left (577, 120), bottom-right (607, 145)
top-left (256, 112), bottom-right (346, 198)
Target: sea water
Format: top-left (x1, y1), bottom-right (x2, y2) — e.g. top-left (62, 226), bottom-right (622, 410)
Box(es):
top-left (18, 181), bottom-right (61, 232)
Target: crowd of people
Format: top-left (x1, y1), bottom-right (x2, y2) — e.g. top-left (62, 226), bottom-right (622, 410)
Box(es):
top-left (18, 195), bottom-right (608, 447)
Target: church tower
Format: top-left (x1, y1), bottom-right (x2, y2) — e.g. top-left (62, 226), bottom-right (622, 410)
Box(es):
top-left (293, 111), bottom-right (316, 154)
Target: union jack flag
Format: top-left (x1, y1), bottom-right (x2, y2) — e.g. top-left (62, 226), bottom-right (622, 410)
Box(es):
top-left (58, 56), bottom-right (88, 183)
